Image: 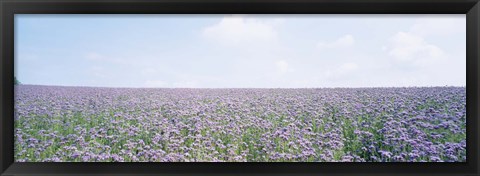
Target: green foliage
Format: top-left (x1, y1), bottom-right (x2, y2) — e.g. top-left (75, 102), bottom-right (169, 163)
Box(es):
top-left (14, 76), bottom-right (20, 85)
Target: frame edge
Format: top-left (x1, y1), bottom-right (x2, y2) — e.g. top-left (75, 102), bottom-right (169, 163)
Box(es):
top-left (466, 2), bottom-right (480, 175)
top-left (1, 0), bottom-right (480, 176)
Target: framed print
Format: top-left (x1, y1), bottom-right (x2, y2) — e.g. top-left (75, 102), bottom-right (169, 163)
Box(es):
top-left (1, 0), bottom-right (479, 175)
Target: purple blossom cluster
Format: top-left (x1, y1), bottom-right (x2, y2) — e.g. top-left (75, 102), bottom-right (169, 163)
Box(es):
top-left (14, 85), bottom-right (466, 162)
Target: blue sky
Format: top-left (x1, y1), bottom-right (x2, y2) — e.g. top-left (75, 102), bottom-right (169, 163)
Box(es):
top-left (15, 14), bottom-right (466, 88)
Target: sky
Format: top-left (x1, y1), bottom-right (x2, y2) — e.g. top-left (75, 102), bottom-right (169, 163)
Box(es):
top-left (15, 14), bottom-right (466, 88)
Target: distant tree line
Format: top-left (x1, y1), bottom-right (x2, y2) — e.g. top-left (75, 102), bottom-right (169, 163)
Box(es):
top-left (14, 76), bottom-right (20, 85)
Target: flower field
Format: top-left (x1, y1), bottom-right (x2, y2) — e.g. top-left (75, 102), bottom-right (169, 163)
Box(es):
top-left (14, 85), bottom-right (466, 162)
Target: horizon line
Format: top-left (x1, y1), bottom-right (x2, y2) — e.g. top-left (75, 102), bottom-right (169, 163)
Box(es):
top-left (15, 84), bottom-right (467, 89)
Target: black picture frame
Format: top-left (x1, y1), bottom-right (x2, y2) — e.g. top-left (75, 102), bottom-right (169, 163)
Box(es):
top-left (1, 0), bottom-right (479, 176)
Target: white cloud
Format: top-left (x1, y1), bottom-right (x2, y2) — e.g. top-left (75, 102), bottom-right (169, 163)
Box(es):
top-left (145, 80), bottom-right (167, 88)
top-left (387, 32), bottom-right (445, 66)
top-left (381, 46), bottom-right (388, 51)
top-left (324, 62), bottom-right (359, 82)
top-left (275, 60), bottom-right (294, 74)
top-left (89, 66), bottom-right (109, 78)
top-left (141, 68), bottom-right (157, 75)
top-left (173, 80), bottom-right (198, 88)
top-left (384, 16), bottom-right (463, 68)
top-left (409, 16), bottom-right (465, 37)
top-left (317, 35), bottom-right (355, 50)
top-left (338, 62), bottom-right (358, 73)
top-left (202, 15), bottom-right (278, 44)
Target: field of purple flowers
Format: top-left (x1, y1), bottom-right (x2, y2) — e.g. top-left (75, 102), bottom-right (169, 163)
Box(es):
top-left (14, 85), bottom-right (466, 162)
